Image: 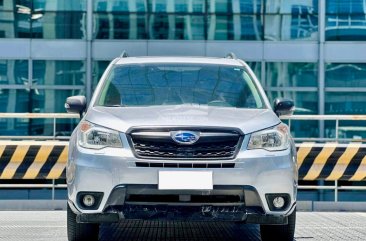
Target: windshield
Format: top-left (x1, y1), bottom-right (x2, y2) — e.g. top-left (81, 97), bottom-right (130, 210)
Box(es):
top-left (97, 63), bottom-right (264, 108)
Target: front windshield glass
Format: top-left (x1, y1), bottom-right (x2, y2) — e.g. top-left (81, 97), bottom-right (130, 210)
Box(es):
top-left (97, 63), bottom-right (264, 108)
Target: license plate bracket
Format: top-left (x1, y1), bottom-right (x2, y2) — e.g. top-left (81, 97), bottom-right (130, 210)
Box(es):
top-left (158, 171), bottom-right (213, 190)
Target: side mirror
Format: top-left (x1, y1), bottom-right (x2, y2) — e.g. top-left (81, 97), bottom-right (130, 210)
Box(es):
top-left (65, 96), bottom-right (86, 117)
top-left (273, 98), bottom-right (294, 116)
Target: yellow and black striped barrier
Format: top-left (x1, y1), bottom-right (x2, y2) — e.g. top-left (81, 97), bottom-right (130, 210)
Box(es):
top-left (1, 141), bottom-right (366, 181)
top-left (0, 141), bottom-right (68, 180)
top-left (297, 142), bottom-right (366, 181)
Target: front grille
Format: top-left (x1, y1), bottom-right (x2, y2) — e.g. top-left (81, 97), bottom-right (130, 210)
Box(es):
top-left (128, 129), bottom-right (242, 160)
top-left (133, 141), bottom-right (238, 158)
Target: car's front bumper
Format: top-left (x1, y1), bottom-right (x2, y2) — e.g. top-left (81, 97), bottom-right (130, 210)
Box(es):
top-left (67, 134), bottom-right (297, 222)
top-left (69, 197), bottom-right (294, 224)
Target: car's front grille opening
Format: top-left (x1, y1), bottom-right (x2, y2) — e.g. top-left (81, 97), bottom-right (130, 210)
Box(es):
top-left (191, 195), bottom-right (241, 203)
top-left (127, 194), bottom-right (242, 203)
top-left (133, 141), bottom-right (238, 158)
top-left (128, 194), bottom-right (179, 202)
top-left (128, 129), bottom-right (242, 160)
top-left (135, 162), bottom-right (235, 168)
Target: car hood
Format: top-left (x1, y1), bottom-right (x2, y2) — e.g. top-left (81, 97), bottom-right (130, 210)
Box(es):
top-left (85, 105), bottom-right (280, 134)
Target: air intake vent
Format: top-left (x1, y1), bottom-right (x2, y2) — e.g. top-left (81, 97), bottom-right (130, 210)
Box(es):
top-left (135, 162), bottom-right (235, 168)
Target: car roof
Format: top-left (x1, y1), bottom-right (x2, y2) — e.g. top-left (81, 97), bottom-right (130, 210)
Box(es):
top-left (114, 56), bottom-right (244, 66)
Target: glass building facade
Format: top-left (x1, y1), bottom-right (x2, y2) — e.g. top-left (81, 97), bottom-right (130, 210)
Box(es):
top-left (0, 0), bottom-right (366, 139)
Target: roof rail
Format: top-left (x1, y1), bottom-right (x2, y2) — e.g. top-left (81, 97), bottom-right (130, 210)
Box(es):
top-left (120, 50), bottom-right (129, 58)
top-left (225, 52), bottom-right (237, 59)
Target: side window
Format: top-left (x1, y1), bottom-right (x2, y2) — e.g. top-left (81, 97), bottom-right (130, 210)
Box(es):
top-left (243, 71), bottom-right (263, 108)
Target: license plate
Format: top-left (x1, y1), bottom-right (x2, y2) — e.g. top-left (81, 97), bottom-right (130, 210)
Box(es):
top-left (158, 171), bottom-right (213, 190)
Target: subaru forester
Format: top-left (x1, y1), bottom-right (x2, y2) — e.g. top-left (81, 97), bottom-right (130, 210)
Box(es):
top-left (65, 53), bottom-right (297, 241)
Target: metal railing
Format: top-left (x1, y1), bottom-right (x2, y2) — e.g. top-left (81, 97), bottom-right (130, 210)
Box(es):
top-left (0, 113), bottom-right (78, 199)
top-left (0, 113), bottom-right (79, 140)
top-left (0, 182), bottom-right (67, 200)
top-left (1, 113), bottom-right (366, 201)
top-left (298, 181), bottom-right (366, 202)
top-left (1, 113), bottom-right (365, 141)
top-left (282, 114), bottom-right (366, 202)
top-left (282, 114), bottom-right (366, 142)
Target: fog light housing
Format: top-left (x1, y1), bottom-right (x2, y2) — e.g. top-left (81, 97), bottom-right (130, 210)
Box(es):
top-left (265, 194), bottom-right (290, 211)
top-left (83, 195), bottom-right (95, 207)
top-left (77, 192), bottom-right (104, 210)
top-left (273, 196), bottom-right (285, 209)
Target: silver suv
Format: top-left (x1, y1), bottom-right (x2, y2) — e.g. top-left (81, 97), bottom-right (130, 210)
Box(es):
top-left (65, 53), bottom-right (297, 241)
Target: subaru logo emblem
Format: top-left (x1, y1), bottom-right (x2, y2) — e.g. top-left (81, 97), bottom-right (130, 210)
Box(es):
top-left (171, 131), bottom-right (200, 145)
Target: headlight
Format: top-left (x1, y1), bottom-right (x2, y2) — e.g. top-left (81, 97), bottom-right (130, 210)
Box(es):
top-left (248, 124), bottom-right (289, 151)
top-left (77, 121), bottom-right (122, 149)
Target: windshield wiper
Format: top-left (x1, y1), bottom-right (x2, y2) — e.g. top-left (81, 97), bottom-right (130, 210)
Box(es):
top-left (103, 104), bottom-right (125, 107)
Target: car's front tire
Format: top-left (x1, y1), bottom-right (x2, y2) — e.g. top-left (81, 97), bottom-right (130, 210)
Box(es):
top-left (260, 209), bottom-right (296, 241)
top-left (67, 204), bottom-right (100, 241)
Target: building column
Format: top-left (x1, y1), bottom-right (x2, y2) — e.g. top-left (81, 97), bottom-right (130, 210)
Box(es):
top-left (318, 0), bottom-right (325, 138)
top-left (318, 0), bottom-right (326, 201)
top-left (86, 0), bottom-right (93, 102)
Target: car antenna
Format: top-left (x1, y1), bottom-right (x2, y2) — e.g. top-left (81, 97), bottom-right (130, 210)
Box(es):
top-left (225, 52), bottom-right (237, 59)
top-left (120, 50), bottom-right (129, 58)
